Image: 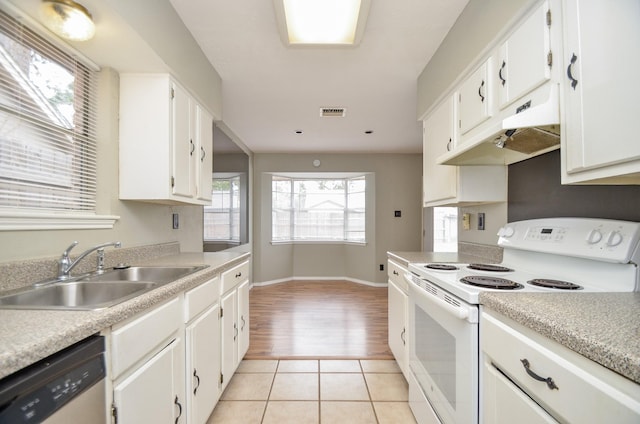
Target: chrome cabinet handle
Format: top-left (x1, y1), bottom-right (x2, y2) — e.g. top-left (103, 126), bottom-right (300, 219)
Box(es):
top-left (446, 138), bottom-right (452, 151)
top-left (393, 270), bottom-right (399, 276)
top-left (234, 323), bottom-right (238, 341)
top-left (400, 328), bottom-right (406, 346)
top-left (567, 53), bottom-right (578, 90)
top-left (174, 396), bottom-right (183, 424)
top-left (241, 315), bottom-right (246, 331)
top-left (193, 369), bottom-right (201, 395)
top-left (235, 272), bottom-right (242, 278)
top-left (200, 146), bottom-right (205, 161)
top-left (520, 359), bottom-right (559, 390)
top-left (190, 139), bottom-right (195, 155)
top-left (478, 80), bottom-right (485, 102)
top-left (499, 61), bottom-right (506, 86)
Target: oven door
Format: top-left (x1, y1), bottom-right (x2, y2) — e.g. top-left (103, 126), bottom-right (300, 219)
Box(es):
top-left (407, 275), bottom-right (479, 424)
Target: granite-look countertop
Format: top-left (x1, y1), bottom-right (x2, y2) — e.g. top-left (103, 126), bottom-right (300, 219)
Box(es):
top-left (387, 251), bottom-right (498, 268)
top-left (480, 292), bottom-right (640, 384)
top-left (0, 251), bottom-right (250, 380)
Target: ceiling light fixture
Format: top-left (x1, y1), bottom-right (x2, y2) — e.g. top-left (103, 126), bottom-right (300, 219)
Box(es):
top-left (273, 0), bottom-right (371, 47)
top-left (40, 0), bottom-right (95, 41)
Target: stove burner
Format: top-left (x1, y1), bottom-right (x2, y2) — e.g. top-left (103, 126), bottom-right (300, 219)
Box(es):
top-left (528, 279), bottom-right (582, 290)
top-left (467, 263), bottom-right (514, 272)
top-left (460, 276), bottom-right (524, 290)
top-left (424, 264), bottom-right (458, 271)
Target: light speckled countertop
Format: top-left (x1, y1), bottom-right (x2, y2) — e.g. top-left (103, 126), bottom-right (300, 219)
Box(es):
top-left (0, 251), bottom-right (249, 380)
top-left (481, 292), bottom-right (640, 384)
top-left (387, 251), bottom-right (498, 268)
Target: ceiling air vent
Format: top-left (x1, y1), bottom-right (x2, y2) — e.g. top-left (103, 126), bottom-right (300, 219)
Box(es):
top-left (320, 107), bottom-right (346, 117)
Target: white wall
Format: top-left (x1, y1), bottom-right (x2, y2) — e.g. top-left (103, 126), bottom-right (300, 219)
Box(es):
top-left (252, 153), bottom-right (422, 284)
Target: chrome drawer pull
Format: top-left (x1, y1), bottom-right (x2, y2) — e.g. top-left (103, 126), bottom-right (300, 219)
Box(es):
top-left (520, 358), bottom-right (559, 390)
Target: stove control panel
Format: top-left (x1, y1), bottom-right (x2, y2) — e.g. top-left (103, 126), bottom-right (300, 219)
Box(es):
top-left (498, 218), bottom-right (640, 263)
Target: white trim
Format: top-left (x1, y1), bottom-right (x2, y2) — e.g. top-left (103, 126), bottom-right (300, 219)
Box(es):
top-left (270, 240), bottom-right (367, 246)
top-left (0, 212), bottom-right (120, 231)
top-left (253, 276), bottom-right (386, 288)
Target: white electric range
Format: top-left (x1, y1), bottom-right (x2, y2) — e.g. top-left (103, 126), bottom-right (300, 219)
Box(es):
top-left (405, 217), bottom-right (640, 424)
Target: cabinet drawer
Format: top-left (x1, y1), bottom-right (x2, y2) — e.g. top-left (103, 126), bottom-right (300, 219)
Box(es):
top-left (221, 261), bottom-right (249, 293)
top-left (481, 311), bottom-right (640, 423)
top-left (111, 296), bottom-right (182, 378)
top-left (387, 260), bottom-right (408, 292)
top-left (184, 276), bottom-right (220, 323)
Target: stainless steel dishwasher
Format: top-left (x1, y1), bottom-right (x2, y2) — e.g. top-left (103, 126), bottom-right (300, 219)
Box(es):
top-left (0, 335), bottom-right (106, 423)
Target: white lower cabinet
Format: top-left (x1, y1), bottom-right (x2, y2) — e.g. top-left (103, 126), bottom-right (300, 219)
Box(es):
top-left (237, 279), bottom-right (250, 360)
top-left (185, 277), bottom-right (222, 424)
top-left (113, 337), bottom-right (185, 424)
top-left (481, 309), bottom-right (640, 423)
top-left (220, 288), bottom-right (237, 391)
top-left (387, 260), bottom-right (408, 378)
top-left (107, 257), bottom-right (251, 424)
top-left (220, 261), bottom-right (250, 391)
top-left (110, 297), bottom-right (186, 424)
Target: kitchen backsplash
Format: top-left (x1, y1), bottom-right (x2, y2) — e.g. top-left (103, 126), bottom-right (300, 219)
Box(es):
top-left (508, 150), bottom-right (640, 223)
top-left (0, 242), bottom-right (181, 292)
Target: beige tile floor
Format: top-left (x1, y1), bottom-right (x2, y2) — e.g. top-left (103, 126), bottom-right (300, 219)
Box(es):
top-left (207, 359), bottom-right (417, 424)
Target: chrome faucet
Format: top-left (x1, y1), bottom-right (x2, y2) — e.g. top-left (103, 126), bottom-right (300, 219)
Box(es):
top-left (57, 241), bottom-right (122, 280)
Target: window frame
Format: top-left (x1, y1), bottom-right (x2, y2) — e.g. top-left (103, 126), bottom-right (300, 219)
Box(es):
top-left (270, 173), bottom-right (368, 245)
top-left (0, 3), bottom-right (118, 231)
top-left (204, 175), bottom-right (241, 243)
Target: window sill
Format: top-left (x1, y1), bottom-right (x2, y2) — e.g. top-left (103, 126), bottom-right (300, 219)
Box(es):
top-left (271, 240), bottom-right (367, 246)
top-left (0, 211), bottom-right (120, 231)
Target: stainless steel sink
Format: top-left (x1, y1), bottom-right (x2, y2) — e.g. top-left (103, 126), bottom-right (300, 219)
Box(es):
top-left (0, 281), bottom-right (157, 310)
top-left (83, 265), bottom-right (207, 284)
top-left (0, 265), bottom-right (207, 310)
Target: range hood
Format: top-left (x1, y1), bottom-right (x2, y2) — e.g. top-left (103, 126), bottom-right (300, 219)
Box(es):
top-left (438, 82), bottom-right (561, 166)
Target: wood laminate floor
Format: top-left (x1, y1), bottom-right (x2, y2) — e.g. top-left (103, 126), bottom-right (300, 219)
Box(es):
top-left (245, 280), bottom-right (393, 359)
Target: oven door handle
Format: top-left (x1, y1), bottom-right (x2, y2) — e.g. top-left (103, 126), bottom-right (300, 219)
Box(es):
top-left (421, 289), bottom-right (470, 320)
top-left (406, 273), bottom-right (472, 321)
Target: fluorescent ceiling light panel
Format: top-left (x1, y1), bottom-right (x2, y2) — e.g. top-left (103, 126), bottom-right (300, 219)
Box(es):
top-left (275, 0), bottom-right (370, 46)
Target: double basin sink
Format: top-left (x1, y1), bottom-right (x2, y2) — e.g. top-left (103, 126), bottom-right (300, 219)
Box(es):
top-left (0, 265), bottom-right (207, 311)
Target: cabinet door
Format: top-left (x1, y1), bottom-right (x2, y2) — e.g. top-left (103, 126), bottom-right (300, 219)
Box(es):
top-left (497, 1), bottom-right (551, 109)
top-left (458, 59), bottom-right (492, 135)
top-left (482, 361), bottom-right (557, 423)
top-left (187, 305), bottom-right (221, 424)
top-left (220, 290), bottom-right (237, 390)
top-left (387, 280), bottom-right (407, 375)
top-left (172, 82), bottom-right (194, 198)
top-left (423, 96), bottom-right (457, 205)
top-left (237, 280), bottom-right (250, 361)
top-left (196, 105), bottom-right (213, 202)
top-left (114, 338), bottom-right (185, 424)
top-left (562, 0), bottom-right (640, 174)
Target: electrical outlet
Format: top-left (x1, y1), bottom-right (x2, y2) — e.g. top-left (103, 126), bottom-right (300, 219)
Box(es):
top-left (379, 264), bottom-right (384, 271)
top-left (478, 213), bottom-right (485, 230)
top-left (462, 213), bottom-right (471, 230)
top-left (172, 213), bottom-right (179, 229)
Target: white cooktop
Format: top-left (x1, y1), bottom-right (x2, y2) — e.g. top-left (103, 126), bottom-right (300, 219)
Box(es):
top-left (408, 218), bottom-right (640, 305)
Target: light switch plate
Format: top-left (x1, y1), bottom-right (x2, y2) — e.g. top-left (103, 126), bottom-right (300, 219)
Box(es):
top-left (462, 213), bottom-right (471, 230)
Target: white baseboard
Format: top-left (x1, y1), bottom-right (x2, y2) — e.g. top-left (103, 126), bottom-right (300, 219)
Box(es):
top-left (252, 276), bottom-right (387, 288)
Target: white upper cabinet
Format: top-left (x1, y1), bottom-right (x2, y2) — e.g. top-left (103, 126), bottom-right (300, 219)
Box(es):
top-left (561, 0), bottom-right (640, 184)
top-left (119, 74), bottom-right (214, 205)
top-left (424, 96), bottom-right (507, 207)
top-left (196, 105), bottom-right (214, 202)
top-left (458, 58), bottom-right (493, 136)
top-left (423, 95), bottom-right (457, 205)
top-left (497, 1), bottom-right (551, 110)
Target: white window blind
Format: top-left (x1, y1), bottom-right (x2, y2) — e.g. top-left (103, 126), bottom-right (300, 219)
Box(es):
top-left (272, 175), bottom-right (366, 243)
top-left (0, 9), bottom-right (98, 213)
